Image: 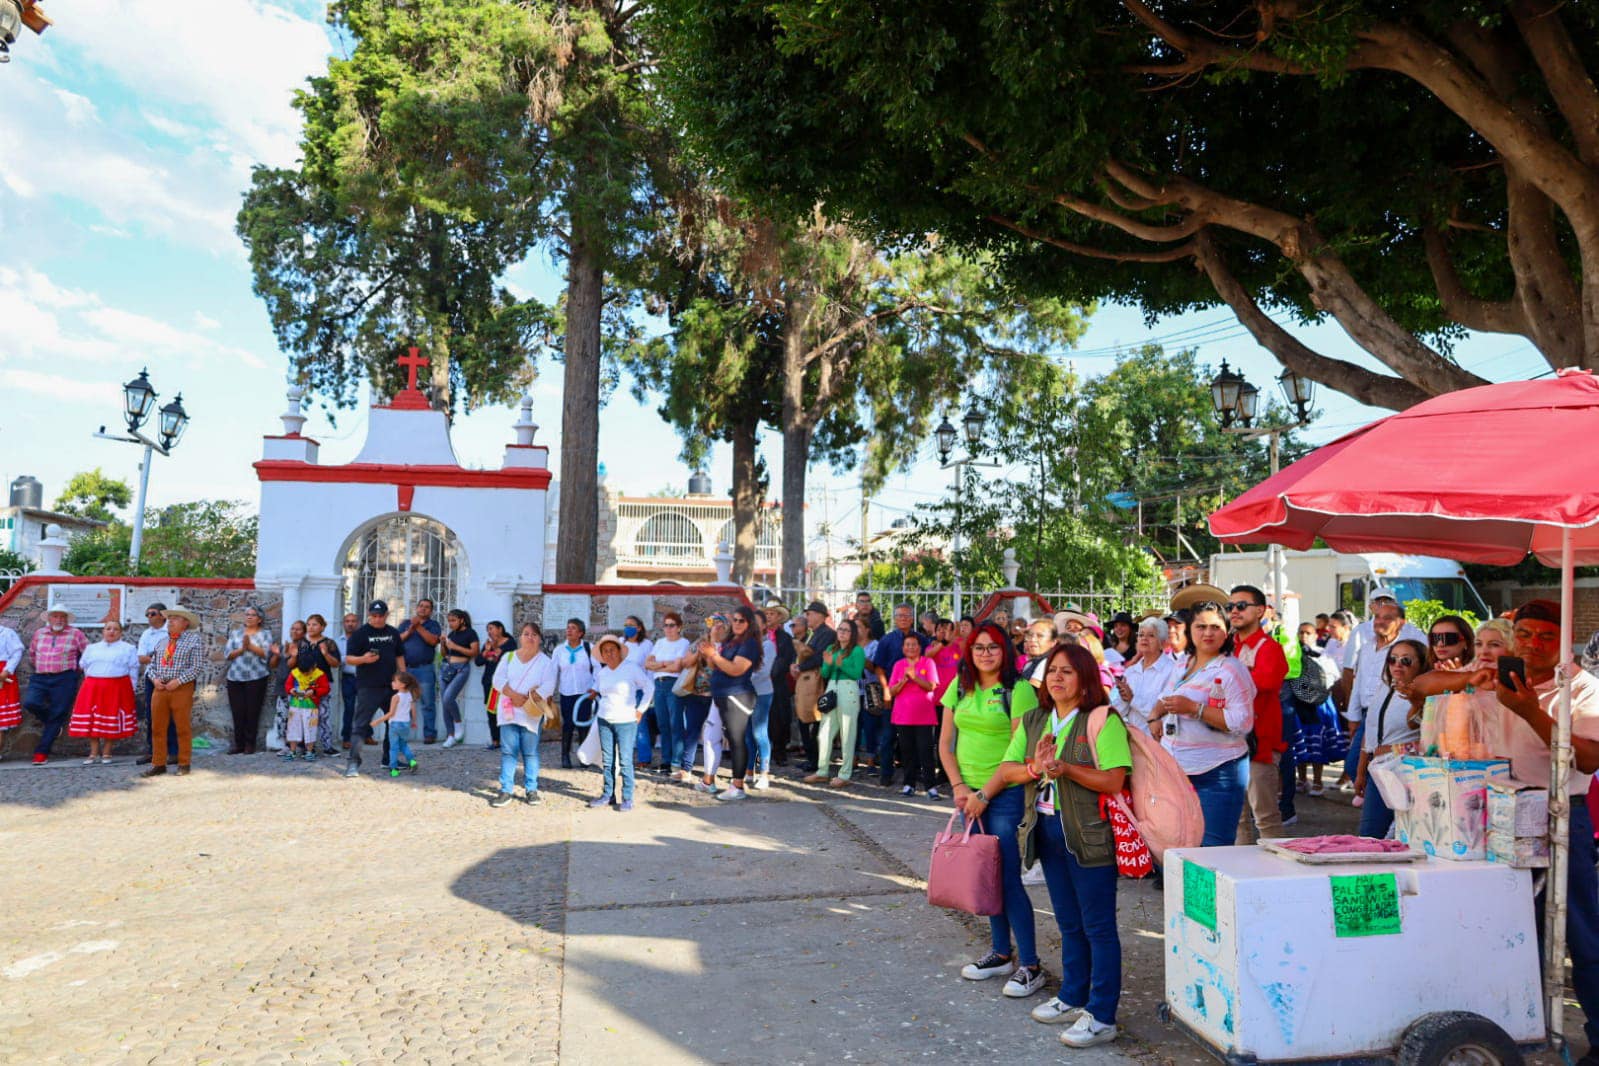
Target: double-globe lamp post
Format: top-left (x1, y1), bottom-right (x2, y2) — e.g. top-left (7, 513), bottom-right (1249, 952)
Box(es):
top-left (935, 401), bottom-right (999, 619)
top-left (1208, 361), bottom-right (1316, 618)
top-left (94, 369), bottom-right (190, 570)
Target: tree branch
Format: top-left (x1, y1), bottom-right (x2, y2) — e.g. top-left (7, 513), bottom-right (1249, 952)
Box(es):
top-left (987, 214), bottom-right (1198, 263)
top-left (1422, 229), bottom-right (1529, 337)
top-left (1510, 0), bottom-right (1599, 166)
top-left (1194, 230), bottom-right (1431, 410)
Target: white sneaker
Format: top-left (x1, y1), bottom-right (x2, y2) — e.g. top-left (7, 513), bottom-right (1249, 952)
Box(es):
top-left (1059, 1014), bottom-right (1118, 1047)
top-left (1021, 863), bottom-right (1046, 885)
top-left (717, 787), bottom-right (747, 801)
top-left (1003, 964), bottom-right (1046, 998)
top-left (900, 785), bottom-right (915, 796)
top-left (693, 779), bottom-right (718, 794)
top-left (960, 952), bottom-right (1015, 981)
top-left (752, 773), bottom-right (771, 791)
top-left (441, 735), bottom-right (459, 749)
top-left (1031, 997), bottom-right (1084, 1024)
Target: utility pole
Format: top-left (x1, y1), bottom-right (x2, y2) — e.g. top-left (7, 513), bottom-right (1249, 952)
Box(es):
top-left (860, 471), bottom-right (871, 595)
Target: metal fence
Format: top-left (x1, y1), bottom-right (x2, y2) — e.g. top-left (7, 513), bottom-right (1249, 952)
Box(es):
top-left (760, 585), bottom-right (1167, 622)
top-left (0, 569), bottom-right (28, 595)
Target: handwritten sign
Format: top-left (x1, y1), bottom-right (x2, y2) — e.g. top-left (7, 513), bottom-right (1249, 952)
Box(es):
top-left (1330, 873), bottom-right (1402, 938)
top-left (1183, 858), bottom-right (1217, 930)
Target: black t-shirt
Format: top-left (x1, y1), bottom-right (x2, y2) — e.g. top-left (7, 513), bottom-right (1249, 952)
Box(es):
top-left (347, 624), bottom-right (402, 689)
top-left (443, 626), bottom-right (479, 659)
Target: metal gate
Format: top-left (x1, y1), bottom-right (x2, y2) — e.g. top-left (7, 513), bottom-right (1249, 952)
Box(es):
top-left (341, 515), bottom-right (463, 617)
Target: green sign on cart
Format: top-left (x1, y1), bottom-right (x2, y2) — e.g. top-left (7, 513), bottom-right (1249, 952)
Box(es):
top-left (1329, 873), bottom-right (1402, 937)
top-left (1183, 859), bottom-right (1217, 930)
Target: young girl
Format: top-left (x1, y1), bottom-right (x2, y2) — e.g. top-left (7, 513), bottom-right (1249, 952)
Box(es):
top-left (375, 670), bottom-right (420, 777)
top-left (282, 647), bottom-right (331, 761)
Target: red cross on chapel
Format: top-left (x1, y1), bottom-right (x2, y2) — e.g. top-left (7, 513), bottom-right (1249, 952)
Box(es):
top-left (390, 345), bottom-right (431, 410)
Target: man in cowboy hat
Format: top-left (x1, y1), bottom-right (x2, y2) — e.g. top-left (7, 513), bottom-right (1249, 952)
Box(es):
top-left (134, 601), bottom-right (178, 765)
top-left (763, 601), bottom-right (797, 768)
top-left (24, 605), bottom-right (88, 765)
top-left (141, 607), bottom-right (205, 776)
top-left (792, 601), bottom-right (835, 773)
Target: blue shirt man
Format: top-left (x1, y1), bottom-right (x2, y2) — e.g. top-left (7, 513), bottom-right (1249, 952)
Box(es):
top-left (867, 604), bottom-right (917, 784)
top-left (397, 598), bottom-right (443, 741)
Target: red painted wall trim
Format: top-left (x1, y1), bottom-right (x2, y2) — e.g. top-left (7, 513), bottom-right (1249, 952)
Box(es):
top-left (540, 583), bottom-right (755, 608)
top-left (254, 461), bottom-right (552, 490)
top-left (0, 575), bottom-right (256, 618)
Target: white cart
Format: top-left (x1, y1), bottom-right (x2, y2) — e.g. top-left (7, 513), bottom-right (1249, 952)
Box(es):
top-left (1161, 846), bottom-right (1544, 1066)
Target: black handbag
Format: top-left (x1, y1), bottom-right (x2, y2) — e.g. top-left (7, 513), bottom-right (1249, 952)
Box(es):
top-left (817, 689), bottom-right (839, 713)
top-left (863, 680), bottom-right (886, 717)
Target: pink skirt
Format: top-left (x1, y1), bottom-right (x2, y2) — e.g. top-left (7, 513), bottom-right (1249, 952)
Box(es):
top-left (0, 676), bottom-right (18, 729)
top-left (67, 676), bottom-right (138, 740)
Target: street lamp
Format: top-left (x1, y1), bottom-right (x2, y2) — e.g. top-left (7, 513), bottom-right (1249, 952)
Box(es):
top-left (936, 402), bottom-right (999, 618)
top-left (1209, 361), bottom-right (1316, 620)
top-left (95, 368), bottom-right (192, 570)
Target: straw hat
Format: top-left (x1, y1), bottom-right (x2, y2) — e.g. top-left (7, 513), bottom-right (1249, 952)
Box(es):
top-left (763, 600), bottom-right (791, 622)
top-left (1168, 584), bottom-right (1229, 613)
top-left (594, 633), bottom-right (626, 654)
top-left (45, 605), bottom-right (73, 620)
top-left (165, 608), bottom-right (201, 628)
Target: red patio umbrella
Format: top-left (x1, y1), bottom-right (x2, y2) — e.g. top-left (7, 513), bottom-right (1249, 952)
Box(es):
top-left (1209, 368), bottom-right (1599, 1050)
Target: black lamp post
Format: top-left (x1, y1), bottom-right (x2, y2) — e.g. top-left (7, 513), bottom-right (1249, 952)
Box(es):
top-left (95, 369), bottom-right (193, 568)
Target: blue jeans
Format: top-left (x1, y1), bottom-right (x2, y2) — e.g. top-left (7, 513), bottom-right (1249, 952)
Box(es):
top-left (676, 695), bottom-right (711, 772)
top-left (1035, 813), bottom-right (1121, 1023)
top-left (409, 662), bottom-right (438, 740)
top-left (1358, 775), bottom-right (1394, 838)
top-left (339, 674), bottom-right (359, 742)
top-left (650, 678), bottom-right (678, 768)
top-left (441, 661), bottom-right (471, 737)
top-left (598, 718), bottom-right (639, 803)
top-left (388, 722), bottom-right (416, 770)
top-left (750, 692), bottom-right (773, 773)
top-left (26, 671), bottom-right (79, 757)
top-left (1344, 720), bottom-right (1364, 783)
top-left (876, 717), bottom-right (897, 784)
top-left (1537, 802), bottom-right (1599, 1046)
top-left (858, 709), bottom-right (881, 759)
top-left (1278, 684), bottom-right (1298, 818)
top-left (970, 785), bottom-right (1038, 967)
top-left (499, 723), bottom-right (541, 795)
top-left (1190, 754), bottom-right (1250, 847)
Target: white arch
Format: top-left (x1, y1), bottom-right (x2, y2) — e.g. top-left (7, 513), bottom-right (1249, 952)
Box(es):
top-left (336, 511), bottom-right (469, 616)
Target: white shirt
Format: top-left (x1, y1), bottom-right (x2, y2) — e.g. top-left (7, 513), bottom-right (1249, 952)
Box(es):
top-left (492, 650), bottom-right (558, 730)
top-left (0, 625), bottom-right (22, 674)
top-left (1103, 647), bottom-right (1126, 667)
top-left (623, 638), bottom-right (654, 670)
top-left (1321, 635), bottom-right (1347, 672)
top-left (1507, 670), bottom-right (1599, 795)
top-left (554, 640), bottom-right (597, 697)
top-left (137, 624), bottom-right (169, 662)
top-left (1159, 655), bottom-right (1257, 775)
top-left (81, 639), bottom-right (141, 680)
top-left (593, 661), bottom-right (649, 723)
top-left (1346, 621), bottom-right (1428, 723)
top-left (751, 634), bottom-right (777, 696)
top-left (648, 636), bottom-right (693, 680)
top-left (1360, 683), bottom-right (1422, 753)
top-left (1115, 653), bottom-right (1177, 736)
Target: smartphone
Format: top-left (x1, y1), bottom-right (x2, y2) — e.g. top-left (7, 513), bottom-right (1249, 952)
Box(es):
top-left (1498, 656), bottom-right (1528, 689)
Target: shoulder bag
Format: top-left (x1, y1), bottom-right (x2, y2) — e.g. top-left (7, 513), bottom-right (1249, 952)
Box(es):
top-left (926, 812), bottom-right (1003, 916)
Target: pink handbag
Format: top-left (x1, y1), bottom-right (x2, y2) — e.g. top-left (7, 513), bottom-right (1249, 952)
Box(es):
top-left (927, 812), bottom-right (1003, 916)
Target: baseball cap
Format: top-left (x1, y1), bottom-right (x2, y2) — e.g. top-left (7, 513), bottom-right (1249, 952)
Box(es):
top-left (368, 599), bottom-right (389, 614)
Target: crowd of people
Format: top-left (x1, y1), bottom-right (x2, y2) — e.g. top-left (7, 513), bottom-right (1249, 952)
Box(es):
top-left (2, 584), bottom-right (1597, 1057)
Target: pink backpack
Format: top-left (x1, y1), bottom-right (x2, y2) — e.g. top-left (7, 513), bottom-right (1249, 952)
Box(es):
top-left (1088, 705), bottom-right (1204, 863)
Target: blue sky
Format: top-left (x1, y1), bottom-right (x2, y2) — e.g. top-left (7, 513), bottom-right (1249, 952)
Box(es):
top-left (0, 2), bottom-right (1552, 564)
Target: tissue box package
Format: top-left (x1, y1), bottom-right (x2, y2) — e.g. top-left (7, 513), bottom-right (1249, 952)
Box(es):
top-left (1487, 829), bottom-right (1550, 868)
top-left (1488, 779), bottom-right (1548, 837)
top-left (1399, 757), bottom-right (1509, 861)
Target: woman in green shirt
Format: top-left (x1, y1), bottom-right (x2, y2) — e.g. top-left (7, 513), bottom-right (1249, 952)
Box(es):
top-left (806, 619), bottom-right (865, 788)
top-left (996, 642), bottom-right (1129, 1047)
top-left (936, 621), bottom-right (1043, 998)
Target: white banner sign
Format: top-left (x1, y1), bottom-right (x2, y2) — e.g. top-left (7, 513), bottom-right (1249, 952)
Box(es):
top-left (45, 584), bottom-right (125, 628)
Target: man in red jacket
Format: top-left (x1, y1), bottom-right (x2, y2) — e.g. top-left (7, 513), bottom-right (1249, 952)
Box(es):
top-left (1228, 584), bottom-right (1289, 843)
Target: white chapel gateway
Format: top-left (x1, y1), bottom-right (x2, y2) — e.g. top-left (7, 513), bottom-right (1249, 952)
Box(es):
top-left (252, 350), bottom-right (550, 741)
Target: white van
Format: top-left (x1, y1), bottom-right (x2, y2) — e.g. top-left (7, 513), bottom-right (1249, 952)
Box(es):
top-left (1208, 549), bottom-right (1490, 618)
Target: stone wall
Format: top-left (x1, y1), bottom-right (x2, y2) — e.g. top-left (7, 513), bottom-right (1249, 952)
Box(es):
top-left (0, 578), bottom-right (281, 755)
top-left (512, 584), bottom-right (753, 641)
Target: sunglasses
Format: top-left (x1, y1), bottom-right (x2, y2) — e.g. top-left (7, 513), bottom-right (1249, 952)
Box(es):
top-left (145, 610), bottom-right (161, 617)
top-left (969, 643), bottom-right (1004, 654)
top-left (1226, 601), bottom-right (1262, 612)
top-left (1429, 632), bottom-right (1464, 646)
top-left (1387, 655), bottom-right (1418, 668)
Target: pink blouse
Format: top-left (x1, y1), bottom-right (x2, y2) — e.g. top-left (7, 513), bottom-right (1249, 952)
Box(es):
top-left (889, 657), bottom-right (939, 726)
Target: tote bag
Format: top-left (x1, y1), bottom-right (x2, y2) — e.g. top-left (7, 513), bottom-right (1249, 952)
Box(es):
top-left (926, 813), bottom-right (1003, 916)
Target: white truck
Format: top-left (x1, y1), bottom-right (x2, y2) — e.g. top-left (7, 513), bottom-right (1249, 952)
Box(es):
top-left (1208, 549), bottom-right (1491, 619)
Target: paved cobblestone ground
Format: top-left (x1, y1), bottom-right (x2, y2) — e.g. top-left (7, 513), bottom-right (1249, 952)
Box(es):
top-left (0, 745), bottom-right (1584, 1065)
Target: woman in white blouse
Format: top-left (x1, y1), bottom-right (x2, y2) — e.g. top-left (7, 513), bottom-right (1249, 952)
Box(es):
top-left (644, 612), bottom-right (693, 774)
top-left (1112, 617), bottom-right (1177, 737)
top-left (67, 619), bottom-right (142, 763)
top-left (1150, 602), bottom-right (1257, 846)
top-left (489, 623), bottom-right (558, 808)
top-left (588, 634), bottom-right (650, 812)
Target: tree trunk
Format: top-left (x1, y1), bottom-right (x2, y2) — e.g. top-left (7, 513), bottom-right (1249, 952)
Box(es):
top-left (730, 411), bottom-right (761, 587)
top-left (556, 227), bottom-right (604, 583)
top-left (780, 291), bottom-right (814, 594)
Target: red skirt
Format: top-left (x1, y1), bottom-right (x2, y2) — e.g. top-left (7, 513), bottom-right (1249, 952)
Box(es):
top-left (67, 675), bottom-right (138, 740)
top-left (0, 676), bottom-right (17, 729)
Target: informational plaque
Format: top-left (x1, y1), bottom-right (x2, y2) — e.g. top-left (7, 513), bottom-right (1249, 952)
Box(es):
top-left (45, 584), bottom-right (125, 628)
top-left (606, 595), bottom-right (654, 632)
top-left (542, 593), bottom-right (592, 633)
top-left (124, 587), bottom-right (182, 622)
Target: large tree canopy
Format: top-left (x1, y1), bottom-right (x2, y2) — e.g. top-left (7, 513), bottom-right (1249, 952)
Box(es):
top-left (651, 1), bottom-right (1599, 408)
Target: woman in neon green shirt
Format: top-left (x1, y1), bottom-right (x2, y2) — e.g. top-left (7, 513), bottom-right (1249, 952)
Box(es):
top-left (936, 621), bottom-right (1042, 998)
top-left (996, 642), bottom-right (1129, 1048)
top-left (806, 619), bottom-right (865, 789)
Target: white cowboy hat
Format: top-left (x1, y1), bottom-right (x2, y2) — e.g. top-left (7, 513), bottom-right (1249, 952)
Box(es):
top-left (165, 608), bottom-right (201, 628)
top-left (45, 605), bottom-right (73, 620)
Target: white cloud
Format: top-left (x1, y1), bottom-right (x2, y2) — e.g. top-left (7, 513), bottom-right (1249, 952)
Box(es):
top-left (50, 87), bottom-right (99, 127)
top-left (192, 312), bottom-right (221, 330)
top-left (0, 369), bottom-right (121, 406)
